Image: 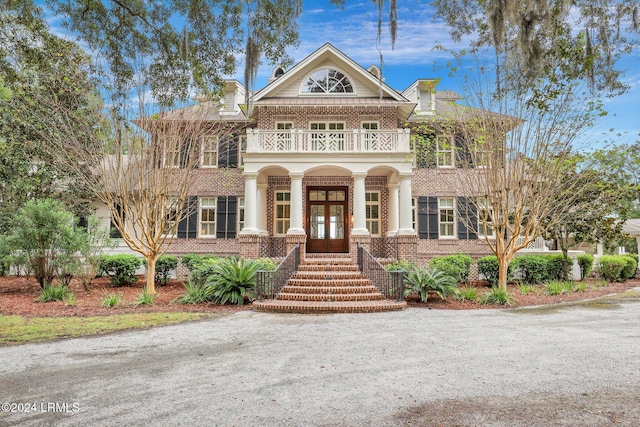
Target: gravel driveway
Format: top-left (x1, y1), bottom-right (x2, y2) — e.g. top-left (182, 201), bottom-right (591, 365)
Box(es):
top-left (1, 291), bottom-right (639, 427)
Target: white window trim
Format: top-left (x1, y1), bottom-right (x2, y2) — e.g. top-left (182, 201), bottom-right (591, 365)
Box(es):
top-left (436, 135), bottom-right (454, 168)
top-left (200, 135), bottom-right (218, 168)
top-left (411, 197), bottom-right (417, 233)
top-left (299, 67), bottom-right (357, 96)
top-left (199, 196), bottom-right (217, 239)
top-left (478, 201), bottom-right (495, 239)
top-left (365, 191), bottom-right (381, 237)
top-left (438, 197), bottom-right (456, 239)
top-left (237, 196), bottom-right (245, 234)
top-left (162, 197), bottom-right (180, 238)
top-left (239, 135), bottom-right (247, 167)
top-left (274, 191), bottom-right (291, 237)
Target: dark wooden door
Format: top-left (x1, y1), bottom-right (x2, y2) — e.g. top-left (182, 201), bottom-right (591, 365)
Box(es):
top-left (306, 188), bottom-right (349, 253)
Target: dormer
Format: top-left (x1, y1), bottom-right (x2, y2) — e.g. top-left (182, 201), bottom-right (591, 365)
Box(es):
top-left (268, 65), bottom-right (286, 83)
top-left (367, 64), bottom-right (385, 82)
top-left (402, 79), bottom-right (439, 116)
top-left (220, 80), bottom-right (245, 114)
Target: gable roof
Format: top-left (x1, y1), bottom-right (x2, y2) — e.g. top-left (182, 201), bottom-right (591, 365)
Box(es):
top-left (251, 43), bottom-right (408, 103)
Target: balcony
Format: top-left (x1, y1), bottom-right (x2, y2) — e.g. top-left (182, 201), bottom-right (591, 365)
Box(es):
top-left (246, 129), bottom-right (411, 153)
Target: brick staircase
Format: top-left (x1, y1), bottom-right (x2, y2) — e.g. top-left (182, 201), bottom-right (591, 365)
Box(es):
top-left (252, 254), bottom-right (406, 314)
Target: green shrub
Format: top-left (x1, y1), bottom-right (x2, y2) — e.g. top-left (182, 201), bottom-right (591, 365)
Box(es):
top-left (577, 254), bottom-right (594, 281)
top-left (477, 256), bottom-right (515, 287)
top-left (204, 257), bottom-right (259, 306)
top-left (515, 255), bottom-right (550, 284)
top-left (480, 287), bottom-right (513, 306)
top-left (255, 258), bottom-right (277, 271)
top-left (598, 255), bottom-right (628, 282)
top-left (404, 267), bottom-right (458, 302)
top-left (101, 292), bottom-right (122, 308)
top-left (98, 254), bottom-right (142, 286)
top-left (518, 284), bottom-right (538, 295)
top-left (621, 255), bottom-right (638, 280)
top-left (39, 285), bottom-right (72, 302)
top-left (385, 260), bottom-right (416, 273)
top-left (456, 286), bottom-right (478, 302)
top-left (428, 254), bottom-right (473, 284)
top-left (190, 258), bottom-right (221, 286)
top-left (541, 254), bottom-right (566, 281)
top-left (180, 254), bottom-right (219, 273)
top-left (153, 255), bottom-right (179, 285)
top-left (575, 282), bottom-right (587, 292)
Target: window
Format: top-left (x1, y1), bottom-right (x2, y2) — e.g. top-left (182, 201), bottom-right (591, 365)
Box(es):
top-left (436, 135), bottom-right (454, 167)
top-left (301, 68), bottom-right (353, 94)
top-left (310, 122), bottom-right (345, 151)
top-left (412, 197), bottom-right (417, 232)
top-left (438, 198), bottom-right (455, 238)
top-left (164, 141), bottom-right (181, 168)
top-left (165, 197), bottom-right (180, 236)
top-left (274, 191), bottom-right (291, 236)
top-left (365, 192), bottom-right (380, 236)
top-left (478, 201), bottom-right (494, 238)
top-left (201, 135), bottom-right (218, 167)
top-left (200, 197), bottom-right (217, 238)
top-left (362, 122), bottom-right (379, 150)
top-left (239, 135), bottom-right (247, 166)
top-left (110, 203), bottom-right (124, 238)
top-left (276, 122), bottom-right (293, 151)
top-left (238, 197), bottom-right (245, 233)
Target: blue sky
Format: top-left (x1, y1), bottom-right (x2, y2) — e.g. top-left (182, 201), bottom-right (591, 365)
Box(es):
top-left (245, 0), bottom-right (640, 149)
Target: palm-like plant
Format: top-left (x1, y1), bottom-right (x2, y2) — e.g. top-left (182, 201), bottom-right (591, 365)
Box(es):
top-left (404, 267), bottom-right (458, 302)
top-left (205, 257), bottom-right (260, 306)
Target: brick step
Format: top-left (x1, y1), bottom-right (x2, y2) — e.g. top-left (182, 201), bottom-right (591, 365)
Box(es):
top-left (252, 299), bottom-right (407, 314)
top-left (281, 285), bottom-right (379, 294)
top-left (287, 278), bottom-right (372, 287)
top-left (276, 293), bottom-right (385, 302)
top-left (291, 271), bottom-right (365, 280)
top-left (297, 264), bottom-right (360, 272)
top-left (303, 257), bottom-right (353, 265)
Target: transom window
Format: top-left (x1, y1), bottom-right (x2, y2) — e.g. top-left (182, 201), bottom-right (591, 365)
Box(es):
top-left (274, 191), bottom-right (291, 236)
top-left (437, 135), bottom-right (454, 167)
top-left (365, 192), bottom-right (380, 236)
top-left (439, 198), bottom-right (455, 238)
top-left (301, 68), bottom-right (354, 94)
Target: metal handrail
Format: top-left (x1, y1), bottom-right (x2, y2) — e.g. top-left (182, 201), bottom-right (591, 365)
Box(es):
top-left (357, 242), bottom-right (404, 301)
top-left (255, 243), bottom-right (300, 300)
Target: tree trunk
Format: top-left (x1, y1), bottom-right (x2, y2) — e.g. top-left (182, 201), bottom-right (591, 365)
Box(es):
top-left (561, 247), bottom-right (570, 281)
top-left (145, 254), bottom-right (157, 295)
top-left (497, 255), bottom-right (510, 292)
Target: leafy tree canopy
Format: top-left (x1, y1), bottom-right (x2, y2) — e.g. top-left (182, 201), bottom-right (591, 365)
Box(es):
top-left (432, 0), bottom-right (640, 97)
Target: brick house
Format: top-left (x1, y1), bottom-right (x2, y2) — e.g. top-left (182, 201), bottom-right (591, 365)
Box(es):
top-left (98, 43), bottom-right (496, 266)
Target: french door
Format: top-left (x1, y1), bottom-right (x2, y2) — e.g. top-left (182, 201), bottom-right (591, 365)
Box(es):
top-left (306, 187), bottom-right (349, 253)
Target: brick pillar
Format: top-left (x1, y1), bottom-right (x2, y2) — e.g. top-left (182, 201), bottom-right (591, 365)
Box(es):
top-left (239, 234), bottom-right (261, 260)
top-left (286, 234), bottom-right (306, 259)
top-left (396, 234), bottom-right (418, 263)
top-left (350, 234), bottom-right (371, 263)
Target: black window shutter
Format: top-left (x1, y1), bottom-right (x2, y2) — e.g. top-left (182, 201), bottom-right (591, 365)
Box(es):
top-left (226, 196), bottom-right (237, 238)
top-left (110, 203), bottom-right (124, 238)
top-left (455, 135), bottom-right (472, 168)
top-left (218, 137), bottom-right (229, 168)
top-left (216, 196), bottom-right (228, 238)
top-left (457, 197), bottom-right (478, 240)
top-left (228, 136), bottom-right (238, 168)
top-left (428, 197), bottom-right (439, 239)
top-left (177, 196), bottom-right (198, 238)
top-left (417, 196), bottom-right (429, 239)
top-left (415, 133), bottom-right (436, 169)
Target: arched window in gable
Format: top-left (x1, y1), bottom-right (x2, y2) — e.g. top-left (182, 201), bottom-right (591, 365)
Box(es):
top-left (301, 68), bottom-right (354, 94)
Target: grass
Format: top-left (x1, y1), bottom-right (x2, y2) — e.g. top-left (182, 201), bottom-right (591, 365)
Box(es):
top-left (456, 286), bottom-right (479, 302)
top-left (545, 281), bottom-right (575, 295)
top-left (481, 287), bottom-right (514, 306)
top-left (135, 290), bottom-right (156, 306)
top-left (39, 285), bottom-right (73, 303)
top-left (0, 312), bottom-right (217, 346)
top-left (101, 292), bottom-right (123, 308)
top-left (518, 284), bottom-right (538, 295)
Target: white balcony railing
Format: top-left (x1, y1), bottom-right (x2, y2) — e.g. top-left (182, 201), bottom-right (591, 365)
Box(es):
top-left (246, 128), bottom-right (411, 153)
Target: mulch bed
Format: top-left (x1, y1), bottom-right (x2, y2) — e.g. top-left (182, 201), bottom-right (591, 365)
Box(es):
top-left (0, 275), bottom-right (638, 317)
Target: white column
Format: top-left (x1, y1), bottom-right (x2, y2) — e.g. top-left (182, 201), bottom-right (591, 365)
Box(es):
top-left (398, 173), bottom-right (416, 235)
top-left (288, 172), bottom-right (305, 234)
top-left (351, 172), bottom-right (369, 235)
top-left (387, 183), bottom-right (399, 236)
top-left (257, 182), bottom-right (268, 234)
top-left (240, 173), bottom-right (259, 234)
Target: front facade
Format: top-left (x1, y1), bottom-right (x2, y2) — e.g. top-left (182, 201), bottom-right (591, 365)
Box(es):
top-left (101, 43), bottom-right (496, 265)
